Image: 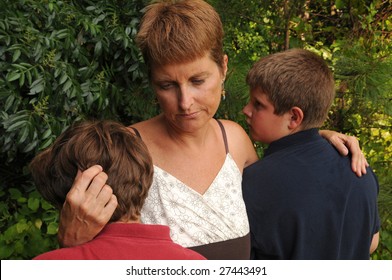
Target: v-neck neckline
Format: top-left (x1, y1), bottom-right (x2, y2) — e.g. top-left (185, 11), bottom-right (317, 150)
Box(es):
top-left (153, 154), bottom-right (232, 196)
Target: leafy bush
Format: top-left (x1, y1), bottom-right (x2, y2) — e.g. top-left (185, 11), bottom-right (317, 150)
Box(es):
top-left (0, 188), bottom-right (58, 259)
top-left (0, 0), bottom-right (152, 157)
top-left (0, 0), bottom-right (155, 259)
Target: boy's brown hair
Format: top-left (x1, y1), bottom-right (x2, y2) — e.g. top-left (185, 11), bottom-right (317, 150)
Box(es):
top-left (29, 120), bottom-right (153, 222)
top-left (246, 48), bottom-right (335, 129)
top-left (136, 0), bottom-right (225, 72)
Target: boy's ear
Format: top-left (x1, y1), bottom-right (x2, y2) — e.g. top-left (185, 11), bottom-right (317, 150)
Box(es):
top-left (288, 106), bottom-right (304, 130)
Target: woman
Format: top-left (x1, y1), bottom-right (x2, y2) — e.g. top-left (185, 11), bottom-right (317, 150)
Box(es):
top-left (57, 0), bottom-right (368, 259)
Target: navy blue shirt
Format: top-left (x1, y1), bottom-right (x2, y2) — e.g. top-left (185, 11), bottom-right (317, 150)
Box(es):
top-left (243, 129), bottom-right (380, 259)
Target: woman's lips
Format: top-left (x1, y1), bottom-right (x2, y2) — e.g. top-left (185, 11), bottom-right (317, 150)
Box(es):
top-left (177, 111), bottom-right (199, 119)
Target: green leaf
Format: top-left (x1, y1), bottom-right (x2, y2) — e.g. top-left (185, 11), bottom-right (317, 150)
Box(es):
top-left (4, 94), bottom-right (15, 111)
top-left (47, 222), bottom-right (58, 235)
top-left (125, 26), bottom-right (131, 36)
top-left (4, 35), bottom-right (11, 46)
top-left (29, 80), bottom-right (45, 95)
top-left (19, 62), bottom-right (33, 68)
top-left (56, 29), bottom-right (69, 39)
top-left (17, 125), bottom-right (29, 144)
top-left (16, 221), bottom-right (29, 234)
top-left (94, 41), bottom-right (102, 56)
top-left (4, 111), bottom-right (29, 123)
top-left (0, 241), bottom-right (14, 259)
top-left (6, 71), bottom-right (21, 82)
top-left (54, 67), bottom-right (61, 78)
top-left (28, 197), bottom-right (40, 211)
top-left (94, 14), bottom-right (106, 24)
top-left (12, 63), bottom-right (27, 71)
top-left (19, 72), bottom-right (25, 87)
top-left (9, 188), bottom-right (22, 200)
top-left (128, 63), bottom-right (138, 72)
top-left (41, 128), bottom-right (52, 139)
top-left (12, 49), bottom-right (21, 62)
top-left (34, 219), bottom-right (43, 229)
top-left (39, 136), bottom-right (53, 150)
top-left (62, 79), bottom-right (73, 92)
top-left (5, 119), bottom-right (27, 132)
top-left (41, 200), bottom-right (54, 210)
top-left (17, 196), bottom-right (27, 203)
top-left (23, 140), bottom-right (39, 153)
top-left (59, 73), bottom-right (68, 85)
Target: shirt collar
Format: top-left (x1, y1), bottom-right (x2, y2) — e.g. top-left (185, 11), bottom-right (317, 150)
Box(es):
top-left (264, 128), bottom-right (320, 157)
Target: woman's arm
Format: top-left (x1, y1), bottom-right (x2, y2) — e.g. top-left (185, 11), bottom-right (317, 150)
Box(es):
top-left (320, 130), bottom-right (369, 177)
top-left (370, 232), bottom-right (380, 254)
top-left (58, 165), bottom-right (117, 247)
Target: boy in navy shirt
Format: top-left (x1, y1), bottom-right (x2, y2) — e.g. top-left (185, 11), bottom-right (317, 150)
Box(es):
top-left (242, 49), bottom-right (380, 259)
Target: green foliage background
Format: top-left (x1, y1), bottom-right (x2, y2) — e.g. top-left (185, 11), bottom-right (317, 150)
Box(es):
top-left (1, 0), bottom-right (391, 259)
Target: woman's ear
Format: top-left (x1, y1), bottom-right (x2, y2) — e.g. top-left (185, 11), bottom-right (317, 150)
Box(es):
top-left (288, 106), bottom-right (304, 130)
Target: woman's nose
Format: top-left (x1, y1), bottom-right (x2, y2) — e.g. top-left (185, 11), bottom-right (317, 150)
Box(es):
top-left (178, 86), bottom-right (193, 111)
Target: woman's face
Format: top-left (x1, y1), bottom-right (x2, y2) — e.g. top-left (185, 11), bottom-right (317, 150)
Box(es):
top-left (151, 53), bottom-right (228, 133)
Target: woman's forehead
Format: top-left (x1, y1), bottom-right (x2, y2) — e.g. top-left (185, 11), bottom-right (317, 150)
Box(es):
top-left (151, 54), bottom-right (218, 79)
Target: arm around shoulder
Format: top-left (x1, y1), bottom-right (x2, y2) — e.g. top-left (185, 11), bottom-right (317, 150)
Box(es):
top-left (319, 129), bottom-right (369, 177)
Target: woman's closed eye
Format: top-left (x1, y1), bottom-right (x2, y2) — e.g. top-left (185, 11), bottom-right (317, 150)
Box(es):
top-left (158, 83), bottom-right (176, 90)
top-left (191, 79), bottom-right (205, 86)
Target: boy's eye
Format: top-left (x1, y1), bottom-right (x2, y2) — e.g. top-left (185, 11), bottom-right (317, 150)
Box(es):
top-left (253, 100), bottom-right (264, 109)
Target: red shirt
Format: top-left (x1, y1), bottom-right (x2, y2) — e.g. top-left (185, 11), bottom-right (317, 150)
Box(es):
top-left (34, 223), bottom-right (206, 260)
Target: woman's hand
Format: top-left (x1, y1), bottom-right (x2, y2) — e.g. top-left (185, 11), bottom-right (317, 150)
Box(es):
top-left (58, 165), bottom-right (117, 247)
top-left (320, 130), bottom-right (369, 177)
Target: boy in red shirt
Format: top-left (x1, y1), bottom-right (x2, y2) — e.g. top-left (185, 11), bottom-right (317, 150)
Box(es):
top-left (30, 120), bottom-right (205, 260)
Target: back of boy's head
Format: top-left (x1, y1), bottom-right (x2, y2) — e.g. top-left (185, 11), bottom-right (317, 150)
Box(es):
top-left (246, 48), bottom-right (335, 129)
top-left (29, 120), bottom-right (153, 222)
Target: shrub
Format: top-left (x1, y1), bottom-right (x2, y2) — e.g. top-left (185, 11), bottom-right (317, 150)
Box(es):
top-left (0, 0), bottom-right (155, 259)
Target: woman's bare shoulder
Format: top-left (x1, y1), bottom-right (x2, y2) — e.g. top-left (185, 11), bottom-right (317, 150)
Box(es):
top-left (216, 119), bottom-right (258, 168)
top-left (128, 115), bottom-right (162, 135)
top-left (216, 119), bottom-right (248, 138)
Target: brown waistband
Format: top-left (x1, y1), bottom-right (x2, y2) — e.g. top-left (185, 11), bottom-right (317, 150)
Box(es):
top-left (188, 233), bottom-right (250, 260)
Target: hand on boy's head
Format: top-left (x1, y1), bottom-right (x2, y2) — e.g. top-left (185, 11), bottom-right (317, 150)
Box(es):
top-left (58, 165), bottom-right (117, 247)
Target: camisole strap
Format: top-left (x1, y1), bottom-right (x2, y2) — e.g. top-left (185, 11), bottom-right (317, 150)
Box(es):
top-left (129, 127), bottom-right (142, 139)
top-left (215, 119), bottom-right (229, 154)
